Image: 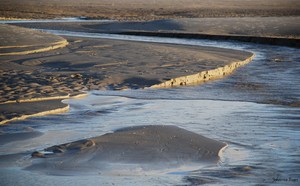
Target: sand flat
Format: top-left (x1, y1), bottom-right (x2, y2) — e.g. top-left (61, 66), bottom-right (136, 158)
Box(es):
top-left (1, 0), bottom-right (299, 20)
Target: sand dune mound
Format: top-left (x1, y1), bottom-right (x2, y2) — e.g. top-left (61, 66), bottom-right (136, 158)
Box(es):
top-left (0, 24), bottom-right (68, 55)
top-left (28, 125), bottom-right (227, 175)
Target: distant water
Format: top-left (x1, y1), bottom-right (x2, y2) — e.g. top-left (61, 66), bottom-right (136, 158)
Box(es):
top-left (0, 17), bottom-right (114, 24)
top-left (0, 23), bottom-right (299, 185)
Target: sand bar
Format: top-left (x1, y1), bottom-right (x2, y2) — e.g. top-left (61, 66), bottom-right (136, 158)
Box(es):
top-left (0, 25), bottom-right (254, 124)
top-left (28, 125), bottom-right (227, 174)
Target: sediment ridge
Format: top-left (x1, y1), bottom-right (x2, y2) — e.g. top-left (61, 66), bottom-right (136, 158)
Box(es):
top-left (0, 93), bottom-right (87, 125)
top-left (0, 99), bottom-right (70, 125)
top-left (151, 53), bottom-right (255, 88)
top-left (0, 40), bottom-right (68, 56)
top-left (0, 94), bottom-right (71, 105)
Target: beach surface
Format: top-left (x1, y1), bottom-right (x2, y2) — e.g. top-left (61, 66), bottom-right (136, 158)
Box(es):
top-left (0, 23), bottom-right (254, 124)
top-left (1, 0), bottom-right (299, 20)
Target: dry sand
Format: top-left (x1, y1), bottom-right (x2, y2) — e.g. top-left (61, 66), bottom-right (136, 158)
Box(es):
top-left (0, 0), bottom-right (299, 20)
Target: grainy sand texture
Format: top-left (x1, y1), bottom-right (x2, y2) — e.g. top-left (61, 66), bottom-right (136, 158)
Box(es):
top-left (1, 0), bottom-right (299, 20)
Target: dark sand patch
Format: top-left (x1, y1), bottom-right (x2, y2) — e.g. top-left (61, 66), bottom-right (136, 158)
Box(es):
top-left (28, 125), bottom-right (227, 174)
top-left (84, 17), bottom-right (300, 39)
top-left (15, 17), bottom-right (300, 47)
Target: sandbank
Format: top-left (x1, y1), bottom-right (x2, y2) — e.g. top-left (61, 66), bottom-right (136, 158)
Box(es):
top-left (0, 23), bottom-right (255, 124)
top-left (28, 125), bottom-right (227, 175)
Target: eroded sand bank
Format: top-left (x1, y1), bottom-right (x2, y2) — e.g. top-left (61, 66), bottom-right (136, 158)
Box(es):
top-left (0, 24), bottom-right (254, 124)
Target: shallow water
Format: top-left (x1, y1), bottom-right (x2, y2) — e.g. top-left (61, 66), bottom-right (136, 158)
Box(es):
top-left (1, 95), bottom-right (299, 185)
top-left (0, 22), bottom-right (300, 185)
top-left (0, 17), bottom-right (114, 24)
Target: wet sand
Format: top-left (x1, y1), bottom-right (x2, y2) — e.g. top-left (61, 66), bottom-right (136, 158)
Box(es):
top-left (28, 125), bottom-right (227, 175)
